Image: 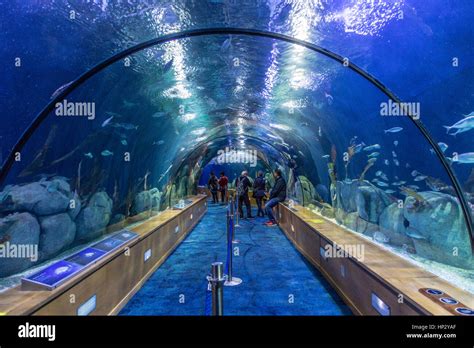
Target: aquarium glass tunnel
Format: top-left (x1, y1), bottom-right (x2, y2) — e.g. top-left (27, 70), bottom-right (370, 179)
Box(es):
top-left (0, 0), bottom-right (473, 316)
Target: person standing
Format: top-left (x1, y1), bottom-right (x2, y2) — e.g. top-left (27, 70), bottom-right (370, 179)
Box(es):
top-left (253, 171), bottom-right (266, 217)
top-left (218, 171), bottom-right (228, 204)
top-left (235, 170), bottom-right (253, 219)
top-left (208, 171), bottom-right (219, 203)
top-left (265, 169), bottom-right (287, 226)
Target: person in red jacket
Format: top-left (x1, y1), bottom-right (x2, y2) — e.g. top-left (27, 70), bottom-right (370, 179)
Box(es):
top-left (218, 171), bottom-right (229, 204)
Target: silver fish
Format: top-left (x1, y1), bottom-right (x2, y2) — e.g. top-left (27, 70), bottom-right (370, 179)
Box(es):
top-left (384, 127), bottom-right (403, 133)
top-left (110, 123), bottom-right (138, 130)
top-left (444, 116), bottom-right (474, 136)
top-left (414, 175), bottom-right (427, 181)
top-left (363, 144), bottom-right (381, 152)
top-left (452, 152), bottom-right (474, 164)
top-left (102, 116), bottom-right (114, 127)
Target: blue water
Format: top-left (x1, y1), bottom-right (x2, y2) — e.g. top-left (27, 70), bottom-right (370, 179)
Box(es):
top-left (119, 202), bottom-right (350, 315)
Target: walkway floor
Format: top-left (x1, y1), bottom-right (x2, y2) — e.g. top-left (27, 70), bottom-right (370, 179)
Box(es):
top-left (119, 202), bottom-right (351, 315)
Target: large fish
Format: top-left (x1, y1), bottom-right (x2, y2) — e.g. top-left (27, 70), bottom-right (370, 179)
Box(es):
top-left (444, 116), bottom-right (474, 136)
top-left (452, 152), bottom-right (474, 164)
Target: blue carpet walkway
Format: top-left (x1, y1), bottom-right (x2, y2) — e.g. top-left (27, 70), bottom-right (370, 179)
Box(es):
top-left (119, 202), bottom-right (351, 315)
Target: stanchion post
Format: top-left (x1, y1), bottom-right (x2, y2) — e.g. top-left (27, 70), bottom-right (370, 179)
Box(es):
top-left (225, 201), bottom-right (242, 287)
top-left (235, 193), bottom-right (241, 227)
top-left (208, 262), bottom-right (224, 316)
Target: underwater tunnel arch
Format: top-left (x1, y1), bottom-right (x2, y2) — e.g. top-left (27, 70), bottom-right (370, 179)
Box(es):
top-left (0, 27), bottom-right (472, 243)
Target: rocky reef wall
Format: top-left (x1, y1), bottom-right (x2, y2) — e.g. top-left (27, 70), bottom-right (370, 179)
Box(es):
top-left (308, 179), bottom-right (474, 270)
top-left (0, 177), bottom-right (162, 278)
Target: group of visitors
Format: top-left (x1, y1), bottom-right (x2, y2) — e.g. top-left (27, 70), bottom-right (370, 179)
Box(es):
top-left (208, 169), bottom-right (287, 227)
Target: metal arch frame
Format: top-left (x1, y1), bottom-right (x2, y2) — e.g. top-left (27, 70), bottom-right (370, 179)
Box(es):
top-left (0, 27), bottom-right (472, 243)
top-left (166, 133), bottom-right (284, 208)
top-left (171, 132), bottom-right (291, 179)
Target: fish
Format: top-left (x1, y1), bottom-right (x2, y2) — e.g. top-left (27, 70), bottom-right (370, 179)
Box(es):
top-left (221, 37), bottom-right (232, 51)
top-left (405, 228), bottom-right (427, 240)
top-left (322, 154), bottom-right (330, 159)
top-left (411, 170), bottom-right (420, 177)
top-left (425, 176), bottom-right (450, 192)
top-left (84, 152), bottom-right (93, 159)
top-left (122, 100), bottom-right (136, 108)
top-left (363, 144), bottom-right (381, 152)
top-left (444, 116), bottom-right (474, 136)
top-left (50, 81), bottom-right (73, 99)
top-left (380, 174), bottom-right (389, 181)
top-left (393, 140), bottom-right (399, 146)
top-left (384, 189), bottom-right (396, 194)
top-left (438, 142), bottom-right (448, 153)
top-left (393, 159), bottom-right (400, 166)
top-left (384, 159), bottom-right (389, 166)
top-left (407, 185), bottom-right (420, 190)
top-left (375, 171), bottom-right (383, 177)
top-left (101, 116), bottom-right (114, 127)
top-left (414, 175), bottom-right (427, 182)
top-left (392, 151), bottom-right (397, 157)
top-left (110, 122), bottom-right (138, 130)
top-left (392, 181), bottom-right (406, 186)
top-left (451, 152), bottom-right (474, 164)
top-left (400, 186), bottom-right (426, 204)
top-left (376, 181), bottom-right (389, 187)
top-left (353, 142), bottom-right (365, 154)
top-left (318, 126), bottom-right (322, 137)
top-left (151, 111), bottom-right (168, 118)
top-left (101, 150), bottom-right (113, 156)
top-left (367, 152), bottom-right (379, 158)
top-left (368, 157), bottom-right (377, 164)
top-left (121, 140), bottom-right (127, 146)
top-left (384, 127), bottom-right (403, 133)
